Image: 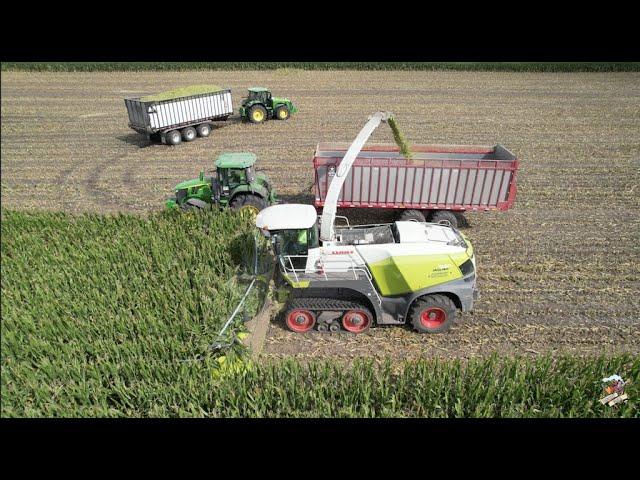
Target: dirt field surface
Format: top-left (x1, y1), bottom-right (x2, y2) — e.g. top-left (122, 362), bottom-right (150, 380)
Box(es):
top-left (2, 70), bottom-right (639, 360)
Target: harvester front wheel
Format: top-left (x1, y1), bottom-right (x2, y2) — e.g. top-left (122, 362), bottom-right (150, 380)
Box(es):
top-left (285, 308), bottom-right (316, 333)
top-left (409, 294), bottom-right (456, 334)
top-left (230, 194), bottom-right (268, 219)
top-left (248, 105), bottom-right (267, 124)
top-left (275, 105), bottom-right (290, 120)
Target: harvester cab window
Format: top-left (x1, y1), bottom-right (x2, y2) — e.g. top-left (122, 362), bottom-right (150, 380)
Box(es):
top-left (275, 229), bottom-right (310, 257)
top-left (308, 224), bottom-right (319, 249)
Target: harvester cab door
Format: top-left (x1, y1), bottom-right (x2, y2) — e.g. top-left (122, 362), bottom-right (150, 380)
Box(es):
top-left (275, 228), bottom-right (318, 270)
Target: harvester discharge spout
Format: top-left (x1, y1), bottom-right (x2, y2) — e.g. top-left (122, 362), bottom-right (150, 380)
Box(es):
top-left (319, 112), bottom-right (393, 243)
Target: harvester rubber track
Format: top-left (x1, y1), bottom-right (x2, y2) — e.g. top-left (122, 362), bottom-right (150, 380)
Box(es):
top-left (286, 297), bottom-right (373, 333)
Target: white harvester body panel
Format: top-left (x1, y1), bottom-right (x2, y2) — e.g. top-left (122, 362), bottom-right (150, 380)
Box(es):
top-left (255, 204), bottom-right (317, 231)
top-left (355, 242), bottom-right (466, 265)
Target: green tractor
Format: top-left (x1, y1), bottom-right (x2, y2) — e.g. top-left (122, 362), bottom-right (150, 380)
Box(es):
top-left (239, 87), bottom-right (298, 124)
top-left (166, 152), bottom-right (277, 217)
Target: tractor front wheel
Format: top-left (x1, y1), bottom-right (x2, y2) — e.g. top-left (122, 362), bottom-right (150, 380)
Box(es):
top-left (408, 294), bottom-right (456, 334)
top-left (275, 105), bottom-right (290, 120)
top-left (230, 194), bottom-right (268, 219)
top-left (248, 105), bottom-right (268, 124)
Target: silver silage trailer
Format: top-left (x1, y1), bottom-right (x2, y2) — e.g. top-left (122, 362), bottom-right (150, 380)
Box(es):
top-left (124, 88), bottom-right (233, 145)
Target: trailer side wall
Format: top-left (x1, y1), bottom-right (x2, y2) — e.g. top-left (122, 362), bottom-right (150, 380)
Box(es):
top-left (124, 89), bottom-right (233, 134)
top-left (314, 144), bottom-right (518, 212)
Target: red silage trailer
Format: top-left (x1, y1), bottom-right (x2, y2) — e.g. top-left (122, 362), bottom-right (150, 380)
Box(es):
top-left (313, 142), bottom-right (519, 227)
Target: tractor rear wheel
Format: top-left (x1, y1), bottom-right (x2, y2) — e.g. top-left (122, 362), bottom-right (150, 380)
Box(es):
top-left (399, 209), bottom-right (426, 222)
top-left (196, 123), bottom-right (212, 137)
top-left (429, 210), bottom-right (459, 228)
top-left (181, 127), bottom-right (197, 142)
top-left (230, 194), bottom-right (268, 219)
top-left (165, 130), bottom-right (182, 146)
top-left (408, 294), bottom-right (456, 334)
top-left (275, 105), bottom-right (290, 120)
top-left (248, 105), bottom-right (268, 124)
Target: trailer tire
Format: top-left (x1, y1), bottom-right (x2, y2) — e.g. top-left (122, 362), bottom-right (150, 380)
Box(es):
top-left (181, 127), bottom-right (197, 142)
top-left (248, 105), bottom-right (268, 124)
top-left (429, 210), bottom-right (459, 228)
top-left (275, 105), bottom-right (290, 120)
top-left (409, 294), bottom-right (456, 334)
top-left (399, 210), bottom-right (426, 222)
top-left (165, 130), bottom-right (182, 146)
top-left (196, 123), bottom-right (212, 137)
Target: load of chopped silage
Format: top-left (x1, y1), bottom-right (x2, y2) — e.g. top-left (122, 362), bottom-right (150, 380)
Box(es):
top-left (140, 85), bottom-right (222, 102)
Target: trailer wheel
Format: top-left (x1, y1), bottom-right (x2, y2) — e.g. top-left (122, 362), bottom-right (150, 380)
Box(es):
top-left (248, 105), bottom-right (268, 124)
top-left (196, 123), bottom-right (212, 137)
top-left (398, 210), bottom-right (426, 222)
top-left (409, 294), bottom-right (456, 334)
top-left (181, 127), bottom-right (197, 142)
top-left (165, 130), bottom-right (182, 146)
top-left (429, 210), bottom-right (459, 228)
top-left (275, 105), bottom-right (290, 120)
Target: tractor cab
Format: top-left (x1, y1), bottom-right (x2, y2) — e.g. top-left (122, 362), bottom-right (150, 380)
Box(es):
top-left (214, 152), bottom-right (257, 196)
top-left (245, 87), bottom-right (272, 105)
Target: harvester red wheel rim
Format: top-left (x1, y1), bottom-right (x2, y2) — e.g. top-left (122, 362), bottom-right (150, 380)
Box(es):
top-left (420, 307), bottom-right (447, 329)
top-left (342, 310), bottom-right (371, 333)
top-left (286, 309), bottom-right (315, 333)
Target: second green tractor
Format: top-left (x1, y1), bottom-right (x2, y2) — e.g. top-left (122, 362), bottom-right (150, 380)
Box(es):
top-left (166, 152), bottom-right (277, 217)
top-left (239, 87), bottom-right (298, 124)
